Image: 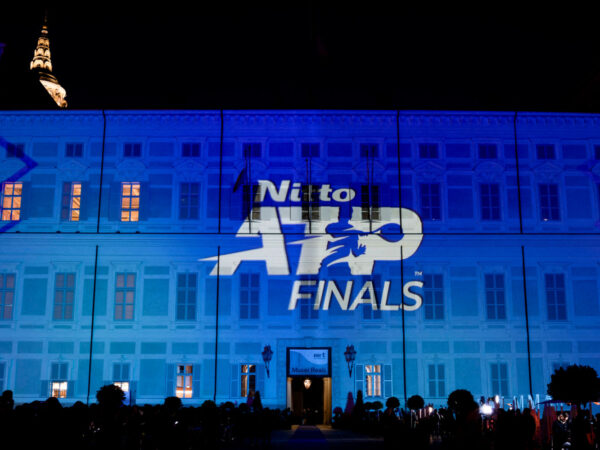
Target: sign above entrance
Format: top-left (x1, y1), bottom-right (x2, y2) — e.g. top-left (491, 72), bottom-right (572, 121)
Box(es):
top-left (287, 347), bottom-right (331, 377)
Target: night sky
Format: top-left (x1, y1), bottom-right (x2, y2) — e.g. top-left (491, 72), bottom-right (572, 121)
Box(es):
top-left (1, 4), bottom-right (600, 111)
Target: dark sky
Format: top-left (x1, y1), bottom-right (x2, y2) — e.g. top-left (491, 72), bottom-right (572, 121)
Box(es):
top-left (1, 4), bottom-right (600, 111)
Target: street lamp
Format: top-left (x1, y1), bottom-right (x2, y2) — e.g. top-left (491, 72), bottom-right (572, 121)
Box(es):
top-left (344, 345), bottom-right (357, 377)
top-left (262, 345), bottom-right (274, 378)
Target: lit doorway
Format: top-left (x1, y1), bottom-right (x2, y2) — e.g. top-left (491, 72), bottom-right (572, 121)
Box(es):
top-left (287, 376), bottom-right (331, 424)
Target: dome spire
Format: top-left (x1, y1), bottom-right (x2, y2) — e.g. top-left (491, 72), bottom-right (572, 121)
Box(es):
top-left (30, 12), bottom-right (68, 108)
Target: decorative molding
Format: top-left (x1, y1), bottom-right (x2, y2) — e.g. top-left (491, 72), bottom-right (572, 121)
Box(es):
top-left (412, 161), bottom-right (445, 181)
top-left (474, 161), bottom-right (505, 182)
top-left (57, 159), bottom-right (88, 181)
top-left (115, 159), bottom-right (149, 182)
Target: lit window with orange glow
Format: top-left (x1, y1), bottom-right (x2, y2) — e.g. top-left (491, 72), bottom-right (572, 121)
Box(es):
top-left (121, 182), bottom-right (140, 222)
top-left (176, 365), bottom-right (193, 398)
top-left (1, 182), bottom-right (22, 221)
top-left (61, 182), bottom-right (81, 221)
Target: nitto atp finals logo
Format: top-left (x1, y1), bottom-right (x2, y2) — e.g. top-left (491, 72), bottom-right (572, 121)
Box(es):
top-left (202, 180), bottom-right (424, 312)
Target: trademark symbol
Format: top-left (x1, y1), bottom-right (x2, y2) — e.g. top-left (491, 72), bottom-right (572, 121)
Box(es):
top-left (415, 271), bottom-right (422, 276)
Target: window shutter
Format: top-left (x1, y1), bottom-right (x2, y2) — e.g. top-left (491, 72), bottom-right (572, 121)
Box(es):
top-left (230, 363), bottom-right (239, 398)
top-left (384, 364), bottom-right (392, 398)
top-left (79, 182), bottom-right (90, 221)
top-left (129, 381), bottom-right (137, 405)
top-left (19, 181), bottom-right (31, 221)
top-left (256, 363), bottom-right (265, 397)
top-left (192, 364), bottom-right (201, 399)
top-left (355, 364), bottom-right (364, 396)
top-left (139, 182), bottom-right (150, 221)
top-left (165, 364), bottom-right (175, 397)
top-left (108, 182), bottom-right (121, 221)
top-left (67, 380), bottom-right (75, 398)
top-left (40, 380), bottom-right (49, 398)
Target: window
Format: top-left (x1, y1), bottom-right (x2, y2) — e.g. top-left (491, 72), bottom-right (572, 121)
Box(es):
top-left (594, 145), bottom-right (600, 160)
top-left (478, 143), bottom-right (498, 159)
top-left (428, 364), bottom-right (445, 398)
top-left (123, 143), bottom-right (141, 157)
top-left (179, 182), bottom-right (199, 220)
top-left (113, 362), bottom-right (131, 392)
top-left (302, 185), bottom-right (320, 222)
top-left (480, 183), bottom-right (501, 221)
top-left (176, 364), bottom-right (193, 398)
top-left (420, 183), bottom-right (441, 221)
top-left (240, 364), bottom-right (256, 397)
top-left (243, 184), bottom-right (261, 221)
top-left (1, 182), bottom-right (22, 221)
top-left (60, 182), bottom-right (81, 221)
top-left (360, 143), bottom-right (378, 158)
top-left (65, 143), bottom-right (83, 157)
top-left (419, 143), bottom-right (439, 159)
top-left (115, 273), bottom-right (135, 320)
top-left (536, 144), bottom-right (556, 160)
top-left (361, 185), bottom-right (380, 221)
top-left (6, 143), bottom-right (24, 158)
top-left (0, 273), bottom-right (15, 320)
top-left (490, 362), bottom-right (508, 396)
top-left (485, 274), bottom-right (506, 320)
top-left (53, 273), bottom-right (75, 320)
top-left (51, 362), bottom-right (68, 398)
top-left (423, 274), bottom-right (444, 320)
top-left (365, 364), bottom-right (382, 397)
top-left (299, 296), bottom-right (318, 320)
top-left (240, 273), bottom-right (259, 319)
top-left (242, 143), bottom-right (261, 158)
top-left (121, 182), bottom-right (140, 222)
top-left (362, 276), bottom-right (382, 320)
top-left (176, 273), bottom-right (197, 321)
top-left (182, 142), bottom-right (200, 157)
top-left (546, 273), bottom-right (567, 320)
top-left (539, 183), bottom-right (560, 221)
top-left (301, 143), bottom-right (320, 158)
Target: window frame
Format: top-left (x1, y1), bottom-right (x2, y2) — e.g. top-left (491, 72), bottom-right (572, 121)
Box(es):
top-left (65, 143), bottom-right (83, 158)
top-left (545, 273), bottom-right (567, 321)
top-left (365, 364), bottom-right (382, 398)
top-left (50, 361), bottom-right (69, 399)
top-left (53, 272), bottom-right (75, 321)
top-left (240, 273), bottom-right (260, 320)
top-left (1, 182), bottom-right (23, 221)
top-left (179, 182), bottom-right (200, 220)
top-left (490, 362), bottom-right (509, 397)
top-left (539, 183), bottom-right (560, 222)
top-left (121, 182), bottom-right (140, 222)
top-left (0, 273), bottom-right (15, 320)
top-left (175, 364), bottom-right (194, 399)
top-left (428, 363), bottom-right (446, 398)
top-left (480, 183), bottom-right (501, 221)
top-left (419, 183), bottom-right (441, 221)
top-left (182, 142), bottom-right (201, 158)
top-left (485, 273), bottom-right (506, 320)
top-left (240, 363), bottom-right (257, 398)
top-left (61, 182), bottom-right (82, 222)
top-left (123, 143), bottom-right (142, 158)
top-left (176, 272), bottom-right (197, 321)
top-left (114, 272), bottom-right (136, 320)
top-left (423, 273), bottom-right (444, 320)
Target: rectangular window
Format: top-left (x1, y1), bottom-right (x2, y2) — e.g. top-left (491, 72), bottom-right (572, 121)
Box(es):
top-left (176, 364), bottom-right (193, 398)
top-left (115, 273), bottom-right (135, 320)
top-left (113, 362), bottom-right (131, 392)
top-left (365, 364), bottom-right (382, 397)
top-left (480, 183), bottom-right (500, 220)
top-left (360, 143), bottom-right (379, 158)
top-left (420, 183), bottom-right (441, 221)
top-left (240, 273), bottom-right (259, 319)
top-left (182, 143), bottom-right (200, 157)
top-left (243, 184), bottom-right (261, 221)
top-left (121, 182), bottom-right (140, 222)
top-left (546, 273), bottom-right (567, 320)
top-left (179, 182), bottom-right (199, 220)
top-left (478, 143), bottom-right (498, 159)
top-left (61, 182), bottom-right (81, 221)
top-left (302, 185), bottom-right (320, 221)
top-left (361, 185), bottom-right (380, 221)
top-left (299, 296), bottom-right (318, 320)
top-left (176, 273), bottom-right (197, 321)
top-left (0, 273), bottom-right (15, 320)
top-left (240, 364), bottom-right (256, 397)
top-left (242, 143), bottom-right (262, 158)
top-left (301, 143), bottom-right (320, 158)
top-left (423, 274), bottom-right (444, 320)
top-left (6, 143), bottom-right (24, 158)
top-left (53, 273), bottom-right (75, 320)
top-left (65, 143), bottom-right (83, 157)
top-left (485, 274), bottom-right (506, 320)
top-left (536, 144), bottom-right (556, 160)
top-left (1, 182), bottom-right (22, 221)
top-left (419, 143), bottom-right (439, 159)
top-left (123, 143), bottom-right (141, 157)
top-left (428, 364), bottom-right (445, 398)
top-left (490, 362), bottom-right (508, 396)
top-left (51, 362), bottom-right (68, 398)
top-left (539, 183), bottom-right (560, 221)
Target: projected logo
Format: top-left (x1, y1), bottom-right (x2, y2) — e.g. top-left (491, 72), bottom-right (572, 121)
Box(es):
top-left (202, 180), bottom-right (424, 312)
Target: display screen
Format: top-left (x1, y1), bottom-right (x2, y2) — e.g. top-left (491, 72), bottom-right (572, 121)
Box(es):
top-left (287, 347), bottom-right (331, 377)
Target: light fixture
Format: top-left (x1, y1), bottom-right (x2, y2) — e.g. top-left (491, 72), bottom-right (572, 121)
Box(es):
top-left (344, 345), bottom-right (357, 377)
top-left (261, 345), bottom-right (274, 378)
top-left (304, 378), bottom-right (312, 389)
top-left (480, 404), bottom-right (493, 415)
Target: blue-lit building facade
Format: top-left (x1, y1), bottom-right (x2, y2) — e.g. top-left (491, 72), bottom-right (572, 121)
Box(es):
top-left (0, 110), bottom-right (599, 418)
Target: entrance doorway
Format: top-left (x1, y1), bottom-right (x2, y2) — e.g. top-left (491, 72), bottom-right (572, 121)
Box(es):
top-left (287, 376), bottom-right (332, 424)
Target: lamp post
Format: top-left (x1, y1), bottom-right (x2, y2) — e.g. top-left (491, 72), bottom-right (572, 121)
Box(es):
top-left (262, 345), bottom-right (273, 378)
top-left (344, 345), bottom-right (356, 377)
